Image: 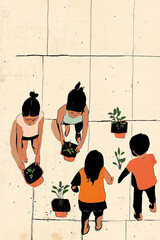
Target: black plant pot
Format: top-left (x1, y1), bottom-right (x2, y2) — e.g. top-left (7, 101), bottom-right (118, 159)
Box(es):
top-left (111, 121), bottom-right (128, 138)
top-left (24, 163), bottom-right (43, 184)
top-left (61, 141), bottom-right (77, 157)
top-left (51, 198), bottom-right (71, 217)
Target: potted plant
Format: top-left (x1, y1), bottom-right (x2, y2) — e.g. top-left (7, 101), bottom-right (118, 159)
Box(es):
top-left (108, 107), bottom-right (128, 138)
top-left (61, 141), bottom-right (77, 162)
top-left (51, 181), bottom-right (71, 217)
top-left (113, 147), bottom-right (126, 170)
top-left (23, 163), bottom-right (43, 188)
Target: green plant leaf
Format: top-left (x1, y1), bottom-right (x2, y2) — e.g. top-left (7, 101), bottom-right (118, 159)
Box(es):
top-left (112, 162), bottom-right (117, 165)
top-left (69, 142), bottom-right (72, 148)
top-left (26, 172), bottom-right (28, 174)
top-left (52, 186), bottom-right (58, 190)
top-left (117, 107), bottom-right (120, 114)
top-left (120, 116), bottom-right (126, 120)
top-left (30, 174), bottom-right (33, 178)
top-left (117, 111), bottom-right (121, 117)
top-left (118, 147), bottom-right (120, 155)
top-left (32, 169), bottom-right (35, 173)
top-left (115, 151), bottom-right (117, 157)
top-left (58, 188), bottom-right (61, 193)
top-left (59, 181), bottom-right (62, 188)
top-left (113, 108), bottom-right (116, 115)
top-left (64, 185), bottom-right (70, 189)
top-left (27, 169), bottom-right (32, 173)
top-left (63, 189), bottom-right (69, 195)
top-left (108, 112), bottom-right (113, 115)
top-left (121, 152), bottom-right (125, 155)
top-left (112, 121), bottom-right (116, 124)
top-left (51, 190), bottom-right (59, 198)
top-left (119, 158), bottom-right (126, 163)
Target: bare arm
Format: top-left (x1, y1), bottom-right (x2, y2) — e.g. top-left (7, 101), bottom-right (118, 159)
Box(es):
top-left (16, 123), bottom-right (24, 171)
top-left (57, 104), bottom-right (66, 144)
top-left (104, 168), bottom-right (114, 185)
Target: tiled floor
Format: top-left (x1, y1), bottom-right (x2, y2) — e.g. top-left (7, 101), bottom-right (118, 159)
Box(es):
top-left (1, 0), bottom-right (160, 239)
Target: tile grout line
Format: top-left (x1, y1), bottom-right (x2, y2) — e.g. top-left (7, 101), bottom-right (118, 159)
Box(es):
top-left (45, 118), bottom-right (160, 122)
top-left (46, 0), bottom-right (50, 55)
top-left (125, 220), bottom-right (127, 240)
top-left (16, 54), bottom-right (160, 58)
top-left (87, 0), bottom-right (93, 154)
top-left (31, 188), bottom-right (35, 240)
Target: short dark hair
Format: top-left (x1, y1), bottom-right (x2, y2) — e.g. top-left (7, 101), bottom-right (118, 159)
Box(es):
top-left (22, 92), bottom-right (40, 117)
top-left (66, 82), bottom-right (86, 112)
top-left (129, 133), bottom-right (150, 156)
top-left (84, 150), bottom-right (104, 185)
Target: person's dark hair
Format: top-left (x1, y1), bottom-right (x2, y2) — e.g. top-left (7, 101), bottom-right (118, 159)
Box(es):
top-left (129, 133), bottom-right (150, 156)
top-left (84, 150), bottom-right (104, 185)
top-left (66, 82), bottom-right (86, 112)
top-left (22, 92), bottom-right (40, 117)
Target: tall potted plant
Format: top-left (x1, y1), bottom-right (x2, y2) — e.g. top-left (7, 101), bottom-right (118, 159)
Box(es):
top-left (108, 107), bottom-right (128, 138)
top-left (51, 181), bottom-right (71, 217)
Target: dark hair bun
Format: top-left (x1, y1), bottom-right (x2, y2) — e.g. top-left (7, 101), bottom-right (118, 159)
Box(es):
top-left (30, 91), bottom-right (38, 99)
top-left (74, 82), bottom-right (81, 90)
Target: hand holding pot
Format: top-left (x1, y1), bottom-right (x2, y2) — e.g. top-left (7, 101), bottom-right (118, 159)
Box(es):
top-left (75, 144), bottom-right (81, 153)
top-left (60, 136), bottom-right (65, 145)
top-left (19, 162), bottom-right (25, 172)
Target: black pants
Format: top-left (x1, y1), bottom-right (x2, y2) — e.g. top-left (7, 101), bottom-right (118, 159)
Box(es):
top-left (63, 121), bottom-right (83, 134)
top-left (133, 185), bottom-right (156, 214)
top-left (81, 209), bottom-right (103, 234)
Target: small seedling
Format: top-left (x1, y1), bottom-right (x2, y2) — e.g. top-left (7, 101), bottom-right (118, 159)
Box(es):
top-left (108, 107), bottom-right (126, 129)
top-left (63, 142), bottom-right (75, 155)
top-left (25, 167), bottom-right (35, 179)
top-left (51, 181), bottom-right (70, 199)
top-left (113, 147), bottom-right (126, 170)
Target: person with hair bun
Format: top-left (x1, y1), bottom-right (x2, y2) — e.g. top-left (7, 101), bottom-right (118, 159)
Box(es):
top-left (16, 92), bottom-right (44, 172)
top-left (71, 150), bottom-right (114, 235)
top-left (56, 82), bottom-right (88, 153)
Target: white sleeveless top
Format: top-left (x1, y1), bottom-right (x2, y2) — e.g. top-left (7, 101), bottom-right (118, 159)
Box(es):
top-left (16, 111), bottom-right (44, 137)
top-left (63, 110), bottom-right (83, 125)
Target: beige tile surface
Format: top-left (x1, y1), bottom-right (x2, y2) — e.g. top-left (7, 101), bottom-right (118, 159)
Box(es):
top-left (92, 0), bottom-right (134, 55)
top-left (127, 221), bottom-right (160, 240)
top-left (83, 221), bottom-right (125, 240)
top-left (134, 0), bottom-right (160, 56)
top-left (89, 57), bottom-right (132, 121)
top-left (133, 58), bottom-right (160, 120)
top-left (33, 220), bottom-right (82, 240)
top-left (43, 57), bottom-right (89, 119)
top-left (48, 0), bottom-right (90, 55)
top-left (0, 0), bottom-right (47, 56)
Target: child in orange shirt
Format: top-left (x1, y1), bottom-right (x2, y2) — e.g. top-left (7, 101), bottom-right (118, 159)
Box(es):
top-left (118, 133), bottom-right (157, 221)
top-left (71, 150), bottom-right (114, 235)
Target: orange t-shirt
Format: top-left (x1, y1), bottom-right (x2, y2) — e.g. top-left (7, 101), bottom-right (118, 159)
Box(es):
top-left (79, 167), bottom-right (106, 203)
top-left (126, 154), bottom-right (157, 190)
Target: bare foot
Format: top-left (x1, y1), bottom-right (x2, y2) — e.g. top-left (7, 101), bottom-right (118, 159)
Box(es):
top-left (65, 125), bottom-right (70, 137)
top-left (149, 203), bottom-right (157, 212)
top-left (83, 219), bottom-right (90, 235)
top-left (95, 216), bottom-right (102, 230)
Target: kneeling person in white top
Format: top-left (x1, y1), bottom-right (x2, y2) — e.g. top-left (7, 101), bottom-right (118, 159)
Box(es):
top-left (16, 92), bottom-right (44, 172)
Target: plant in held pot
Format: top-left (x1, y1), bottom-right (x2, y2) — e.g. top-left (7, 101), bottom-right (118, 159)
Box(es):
top-left (108, 107), bottom-right (128, 138)
top-left (113, 147), bottom-right (126, 170)
top-left (51, 181), bottom-right (71, 218)
top-left (61, 141), bottom-right (77, 162)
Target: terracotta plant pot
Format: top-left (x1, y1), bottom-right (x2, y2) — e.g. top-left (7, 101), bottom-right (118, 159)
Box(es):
top-left (51, 198), bottom-right (71, 218)
top-left (55, 212), bottom-right (68, 218)
top-left (111, 121), bottom-right (128, 139)
top-left (23, 163), bottom-right (43, 188)
top-left (61, 141), bottom-right (77, 162)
